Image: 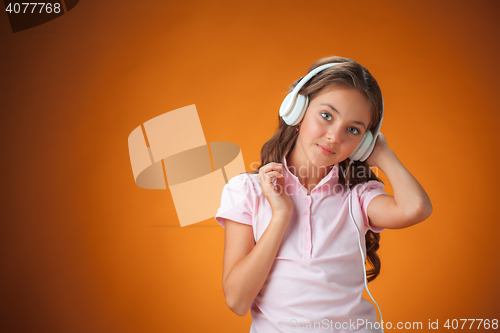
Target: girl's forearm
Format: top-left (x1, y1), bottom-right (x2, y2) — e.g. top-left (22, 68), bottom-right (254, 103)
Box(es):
top-left (223, 213), bottom-right (291, 316)
top-left (375, 149), bottom-right (433, 220)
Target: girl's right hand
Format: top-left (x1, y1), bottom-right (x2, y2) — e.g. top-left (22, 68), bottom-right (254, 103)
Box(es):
top-left (258, 162), bottom-right (294, 218)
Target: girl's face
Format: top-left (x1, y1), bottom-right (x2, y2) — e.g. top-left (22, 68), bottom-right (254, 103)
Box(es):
top-left (296, 86), bottom-right (373, 167)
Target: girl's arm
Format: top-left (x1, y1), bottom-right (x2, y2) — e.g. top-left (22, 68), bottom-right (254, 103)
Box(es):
top-left (365, 133), bottom-right (433, 229)
top-left (222, 212), bottom-right (291, 316)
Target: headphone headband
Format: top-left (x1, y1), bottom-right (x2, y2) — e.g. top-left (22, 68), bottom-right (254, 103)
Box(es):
top-left (289, 63), bottom-right (341, 95)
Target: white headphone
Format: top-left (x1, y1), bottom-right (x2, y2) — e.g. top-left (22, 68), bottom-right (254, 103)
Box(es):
top-left (279, 62), bottom-right (384, 162)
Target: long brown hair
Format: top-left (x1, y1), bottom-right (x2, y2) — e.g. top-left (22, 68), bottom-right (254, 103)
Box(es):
top-left (246, 56), bottom-right (385, 282)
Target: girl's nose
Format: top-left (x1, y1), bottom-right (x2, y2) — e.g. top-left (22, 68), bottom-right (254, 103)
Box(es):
top-left (326, 124), bottom-right (343, 143)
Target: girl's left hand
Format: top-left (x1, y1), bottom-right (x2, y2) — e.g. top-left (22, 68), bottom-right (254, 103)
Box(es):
top-left (365, 132), bottom-right (391, 168)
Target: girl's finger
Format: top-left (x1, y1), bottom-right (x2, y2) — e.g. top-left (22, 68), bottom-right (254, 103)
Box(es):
top-left (261, 170), bottom-right (283, 182)
top-left (266, 171), bottom-right (283, 179)
top-left (259, 163), bottom-right (283, 189)
top-left (261, 168), bottom-right (283, 181)
top-left (260, 163), bottom-right (283, 173)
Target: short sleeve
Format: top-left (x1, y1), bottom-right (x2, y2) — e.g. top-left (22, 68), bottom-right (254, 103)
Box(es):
top-left (355, 180), bottom-right (389, 233)
top-left (215, 174), bottom-right (254, 228)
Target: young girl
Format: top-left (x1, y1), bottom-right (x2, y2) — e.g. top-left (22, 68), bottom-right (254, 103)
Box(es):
top-left (215, 56), bottom-right (432, 333)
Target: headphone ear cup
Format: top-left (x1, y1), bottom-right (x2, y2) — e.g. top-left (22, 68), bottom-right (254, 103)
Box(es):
top-left (280, 93), bottom-right (308, 126)
top-left (349, 130), bottom-right (373, 162)
top-left (279, 93), bottom-right (295, 118)
top-left (290, 94), bottom-right (308, 125)
top-left (358, 131), bottom-right (380, 162)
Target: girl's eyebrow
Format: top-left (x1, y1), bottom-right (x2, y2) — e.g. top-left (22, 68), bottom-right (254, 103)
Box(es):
top-left (320, 103), bottom-right (367, 130)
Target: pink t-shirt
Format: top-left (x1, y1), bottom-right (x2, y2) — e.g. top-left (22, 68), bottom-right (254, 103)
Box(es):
top-left (215, 153), bottom-right (388, 333)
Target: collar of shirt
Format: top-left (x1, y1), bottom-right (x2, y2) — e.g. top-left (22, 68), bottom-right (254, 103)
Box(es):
top-left (281, 150), bottom-right (340, 197)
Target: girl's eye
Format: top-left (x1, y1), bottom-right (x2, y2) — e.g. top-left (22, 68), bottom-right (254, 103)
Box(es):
top-left (321, 112), bottom-right (332, 121)
top-left (322, 111), bottom-right (361, 135)
top-left (348, 127), bottom-right (360, 135)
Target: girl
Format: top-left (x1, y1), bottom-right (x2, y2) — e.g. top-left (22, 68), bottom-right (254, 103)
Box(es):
top-left (215, 56), bottom-right (432, 333)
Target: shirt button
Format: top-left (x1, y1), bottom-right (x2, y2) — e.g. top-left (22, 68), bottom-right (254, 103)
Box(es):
top-left (305, 244), bottom-right (310, 249)
top-left (304, 226), bottom-right (309, 231)
top-left (303, 210), bottom-right (308, 216)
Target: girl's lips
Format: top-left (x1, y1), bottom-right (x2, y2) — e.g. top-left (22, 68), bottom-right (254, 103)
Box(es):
top-left (317, 144), bottom-right (335, 156)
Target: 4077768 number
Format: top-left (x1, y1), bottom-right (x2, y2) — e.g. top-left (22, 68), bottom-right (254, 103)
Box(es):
top-left (443, 319), bottom-right (498, 330)
top-left (5, 2), bottom-right (62, 14)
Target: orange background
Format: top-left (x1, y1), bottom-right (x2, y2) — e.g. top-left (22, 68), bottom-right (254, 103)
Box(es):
top-left (1, 0), bottom-right (499, 332)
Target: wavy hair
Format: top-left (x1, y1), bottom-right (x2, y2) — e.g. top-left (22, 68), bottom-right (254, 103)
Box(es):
top-left (245, 56), bottom-right (385, 282)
